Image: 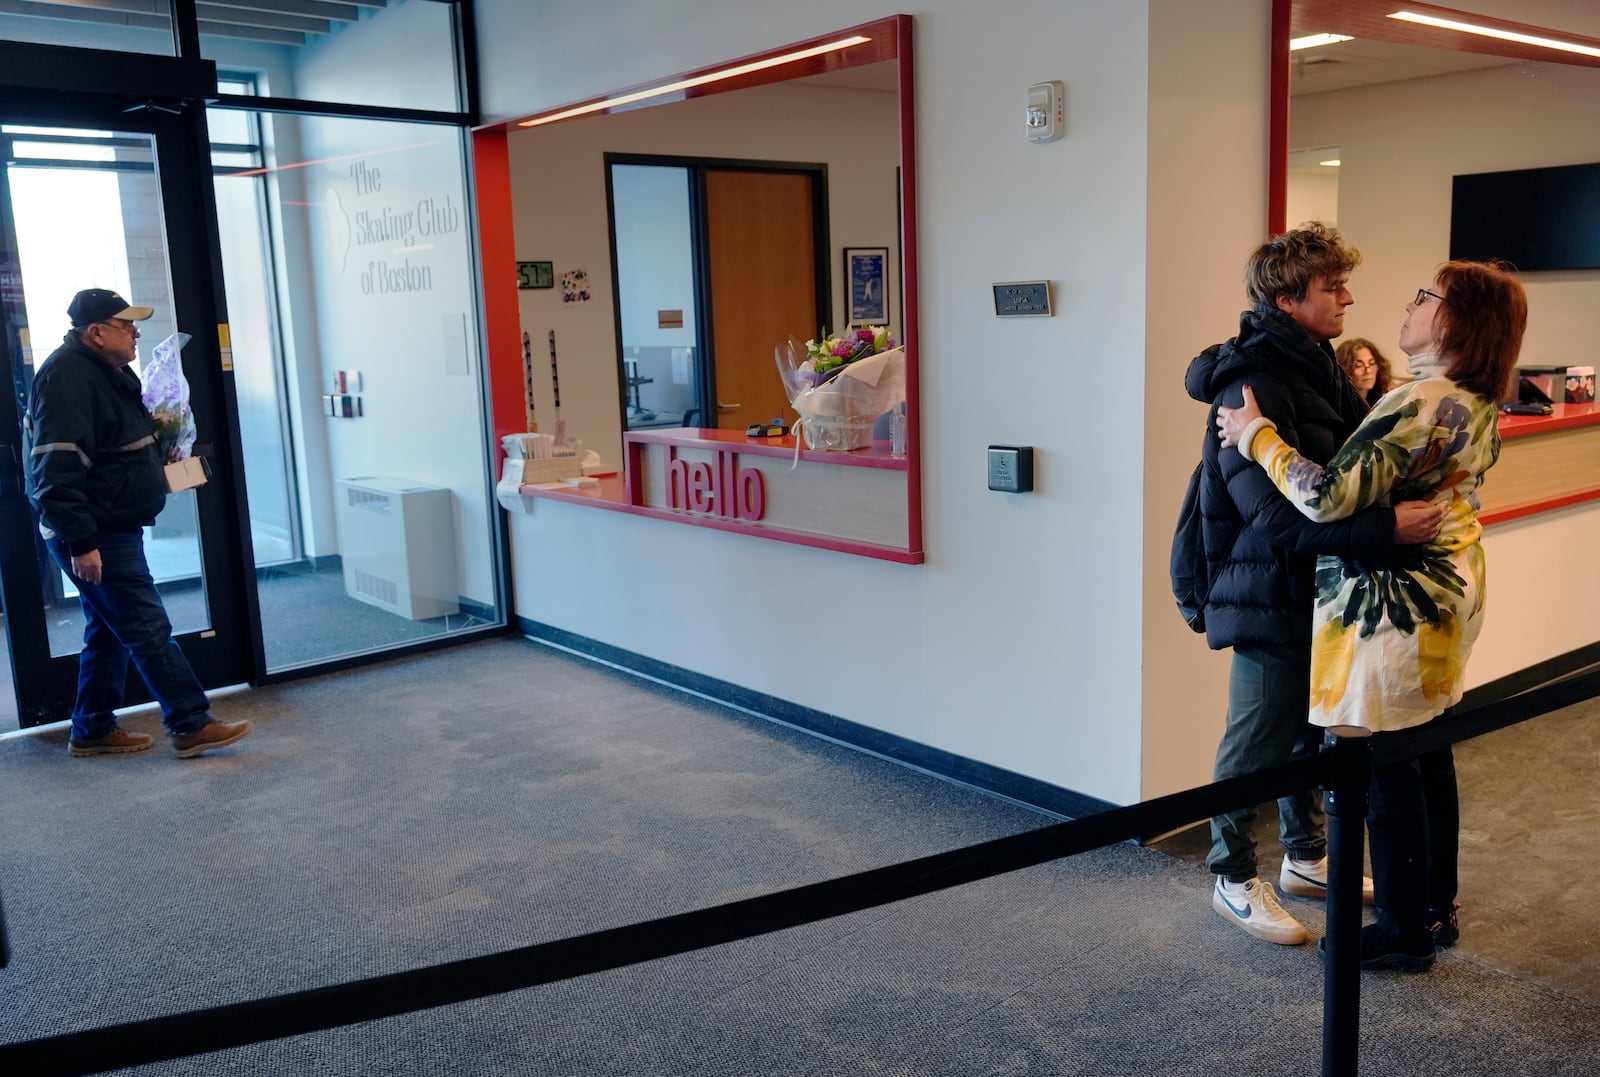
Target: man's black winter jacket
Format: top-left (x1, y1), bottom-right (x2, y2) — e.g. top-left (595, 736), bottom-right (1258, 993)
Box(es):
top-left (1183, 306), bottom-right (1397, 650)
top-left (25, 334), bottom-right (167, 555)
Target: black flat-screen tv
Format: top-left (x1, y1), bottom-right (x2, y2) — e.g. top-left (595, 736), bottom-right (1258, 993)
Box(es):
top-left (1449, 162), bottom-right (1600, 272)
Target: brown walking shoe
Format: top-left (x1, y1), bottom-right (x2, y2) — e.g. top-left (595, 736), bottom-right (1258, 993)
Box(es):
top-left (172, 719), bottom-right (252, 759)
top-left (69, 727), bottom-right (154, 757)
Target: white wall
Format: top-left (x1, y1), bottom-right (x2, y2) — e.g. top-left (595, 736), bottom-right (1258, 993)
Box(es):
top-left (1140, 0), bottom-right (1268, 799)
top-left (1285, 170), bottom-right (1339, 229)
top-left (479, 0), bottom-right (1270, 807)
top-left (1475, 505), bottom-right (1600, 685)
top-left (1291, 61), bottom-right (1600, 365)
top-left (507, 76), bottom-right (900, 469)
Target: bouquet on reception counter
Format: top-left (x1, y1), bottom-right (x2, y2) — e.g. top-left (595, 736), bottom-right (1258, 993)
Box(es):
top-left (774, 326), bottom-right (905, 451)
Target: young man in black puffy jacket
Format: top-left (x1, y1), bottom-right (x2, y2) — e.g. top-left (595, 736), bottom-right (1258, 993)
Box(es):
top-left (1184, 225), bottom-right (1438, 945)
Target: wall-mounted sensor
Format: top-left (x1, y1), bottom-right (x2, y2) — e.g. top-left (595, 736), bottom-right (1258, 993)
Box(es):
top-left (1025, 81), bottom-right (1065, 143)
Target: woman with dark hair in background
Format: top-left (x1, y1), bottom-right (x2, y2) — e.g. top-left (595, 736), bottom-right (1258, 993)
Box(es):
top-left (1336, 336), bottom-right (1394, 406)
top-left (1217, 261), bottom-right (1528, 971)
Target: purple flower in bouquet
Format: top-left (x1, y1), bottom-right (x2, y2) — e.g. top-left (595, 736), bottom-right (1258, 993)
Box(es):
top-left (806, 325), bottom-right (894, 380)
top-left (773, 325), bottom-right (905, 432)
top-left (772, 325), bottom-right (908, 453)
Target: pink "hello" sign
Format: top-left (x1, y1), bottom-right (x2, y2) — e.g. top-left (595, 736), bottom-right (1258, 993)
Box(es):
top-left (666, 447), bottom-right (765, 521)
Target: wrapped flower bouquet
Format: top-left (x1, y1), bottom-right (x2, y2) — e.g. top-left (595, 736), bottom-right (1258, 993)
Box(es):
top-left (774, 326), bottom-right (905, 451)
top-left (140, 332), bottom-right (195, 462)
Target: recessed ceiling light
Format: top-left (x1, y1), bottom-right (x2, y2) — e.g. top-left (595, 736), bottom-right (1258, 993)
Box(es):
top-left (1290, 33), bottom-right (1354, 50)
top-left (1387, 11), bottom-right (1600, 60)
top-left (1320, 159), bottom-right (1341, 167)
top-left (517, 35), bottom-right (873, 127)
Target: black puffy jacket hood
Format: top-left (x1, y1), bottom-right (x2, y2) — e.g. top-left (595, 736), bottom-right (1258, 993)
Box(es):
top-left (1186, 305), bottom-right (1358, 415)
top-left (1180, 306), bottom-right (1396, 649)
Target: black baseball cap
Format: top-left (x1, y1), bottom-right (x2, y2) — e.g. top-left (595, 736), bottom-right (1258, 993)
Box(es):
top-left (68, 288), bottom-right (155, 328)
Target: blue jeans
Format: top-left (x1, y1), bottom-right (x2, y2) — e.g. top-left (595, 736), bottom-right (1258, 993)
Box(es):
top-left (1207, 641), bottom-right (1326, 882)
top-left (48, 526), bottom-right (211, 740)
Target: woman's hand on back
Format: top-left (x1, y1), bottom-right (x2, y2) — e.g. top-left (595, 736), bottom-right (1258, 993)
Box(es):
top-left (1215, 384), bottom-right (1263, 450)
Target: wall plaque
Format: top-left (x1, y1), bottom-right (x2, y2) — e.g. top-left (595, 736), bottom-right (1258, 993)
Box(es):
top-left (992, 280), bottom-right (1053, 317)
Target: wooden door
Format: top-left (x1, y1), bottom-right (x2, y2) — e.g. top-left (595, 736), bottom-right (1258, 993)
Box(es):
top-left (705, 169), bottom-right (819, 431)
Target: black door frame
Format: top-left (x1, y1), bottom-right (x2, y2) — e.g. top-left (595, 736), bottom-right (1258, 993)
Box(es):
top-left (0, 80), bottom-right (254, 727)
top-left (0, 5), bottom-right (494, 727)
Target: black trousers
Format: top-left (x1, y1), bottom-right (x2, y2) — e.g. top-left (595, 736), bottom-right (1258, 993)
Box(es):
top-left (1367, 739), bottom-right (1459, 945)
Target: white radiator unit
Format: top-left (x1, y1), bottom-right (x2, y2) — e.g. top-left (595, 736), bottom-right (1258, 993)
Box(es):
top-left (336, 477), bottom-right (459, 620)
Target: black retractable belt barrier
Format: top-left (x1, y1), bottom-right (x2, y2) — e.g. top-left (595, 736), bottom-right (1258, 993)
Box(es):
top-left (1319, 731), bottom-right (1373, 1077)
top-left (1378, 666), bottom-right (1600, 764)
top-left (0, 757), bottom-right (1320, 1076)
top-left (1314, 665), bottom-right (1600, 1077)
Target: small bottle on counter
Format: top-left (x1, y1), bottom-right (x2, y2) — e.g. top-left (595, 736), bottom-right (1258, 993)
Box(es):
top-left (889, 404), bottom-right (907, 457)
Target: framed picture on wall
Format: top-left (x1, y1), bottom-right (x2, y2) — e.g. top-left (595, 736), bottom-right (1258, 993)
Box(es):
top-left (844, 247), bottom-right (889, 325)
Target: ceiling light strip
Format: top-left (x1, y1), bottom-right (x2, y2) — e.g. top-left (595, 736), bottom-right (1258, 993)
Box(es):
top-left (1289, 33), bottom-right (1353, 51)
top-left (1387, 11), bottom-right (1600, 60)
top-left (517, 35), bottom-right (873, 128)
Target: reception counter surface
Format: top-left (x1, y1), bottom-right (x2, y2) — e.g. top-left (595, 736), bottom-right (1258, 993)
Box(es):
top-left (505, 407), bottom-right (1593, 558)
top-left (1480, 402), bottom-right (1600, 526)
top-left (507, 428), bottom-right (922, 563)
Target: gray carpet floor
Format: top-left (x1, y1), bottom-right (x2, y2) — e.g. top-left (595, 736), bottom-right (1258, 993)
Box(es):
top-left (0, 636), bottom-right (1593, 1075)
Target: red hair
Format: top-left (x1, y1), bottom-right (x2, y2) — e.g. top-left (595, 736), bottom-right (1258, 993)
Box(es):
top-left (1433, 261), bottom-right (1528, 402)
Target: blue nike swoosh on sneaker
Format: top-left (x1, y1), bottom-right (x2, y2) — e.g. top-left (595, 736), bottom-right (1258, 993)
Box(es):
top-left (1218, 888), bottom-right (1251, 919)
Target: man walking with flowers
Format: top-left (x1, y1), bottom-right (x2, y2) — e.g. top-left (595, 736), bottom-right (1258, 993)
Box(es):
top-left (24, 288), bottom-right (250, 759)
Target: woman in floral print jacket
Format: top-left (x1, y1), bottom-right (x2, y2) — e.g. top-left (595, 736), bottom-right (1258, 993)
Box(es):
top-left (1217, 260), bottom-right (1528, 973)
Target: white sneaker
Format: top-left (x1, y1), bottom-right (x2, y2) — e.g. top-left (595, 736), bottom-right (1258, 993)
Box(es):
top-left (1279, 856), bottom-right (1376, 906)
top-left (1212, 877), bottom-right (1308, 945)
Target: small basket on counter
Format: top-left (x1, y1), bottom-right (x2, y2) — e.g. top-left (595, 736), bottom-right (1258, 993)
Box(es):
top-left (504, 455), bottom-right (583, 484)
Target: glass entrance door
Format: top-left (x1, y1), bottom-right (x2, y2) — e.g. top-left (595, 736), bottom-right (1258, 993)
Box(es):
top-left (0, 109), bottom-right (250, 730)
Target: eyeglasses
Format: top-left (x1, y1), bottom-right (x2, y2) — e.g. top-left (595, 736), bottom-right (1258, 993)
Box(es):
top-left (1414, 288), bottom-right (1445, 306)
top-left (95, 319), bottom-right (137, 334)
top-left (1349, 358), bottom-right (1377, 371)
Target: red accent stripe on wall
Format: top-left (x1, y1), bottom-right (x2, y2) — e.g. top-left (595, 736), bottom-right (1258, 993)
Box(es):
top-left (1481, 487), bottom-right (1600, 527)
top-left (896, 13), bottom-right (922, 557)
top-left (1268, 0), bottom-right (1289, 237)
top-left (473, 127), bottom-right (523, 461)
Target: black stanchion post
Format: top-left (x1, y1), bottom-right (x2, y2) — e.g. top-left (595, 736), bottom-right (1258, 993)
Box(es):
top-left (1320, 728), bottom-right (1372, 1077)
